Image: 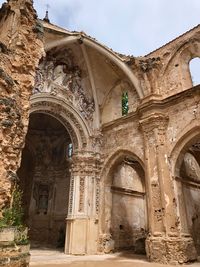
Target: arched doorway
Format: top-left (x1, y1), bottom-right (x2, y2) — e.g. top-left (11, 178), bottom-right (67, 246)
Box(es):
top-left (175, 139), bottom-right (200, 255)
top-left (101, 152), bottom-right (147, 254)
top-left (17, 113), bottom-right (72, 248)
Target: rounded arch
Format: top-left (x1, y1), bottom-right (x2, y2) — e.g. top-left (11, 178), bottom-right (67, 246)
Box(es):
top-left (170, 122), bottom-right (200, 176)
top-left (99, 149), bottom-right (147, 253)
top-left (30, 93), bottom-right (91, 150)
top-left (170, 121), bottom-right (200, 254)
top-left (46, 35), bottom-right (144, 99)
top-left (162, 38), bottom-right (200, 77)
top-left (99, 149), bottom-right (145, 231)
top-left (100, 149), bottom-right (145, 185)
top-left (189, 57), bottom-right (200, 86)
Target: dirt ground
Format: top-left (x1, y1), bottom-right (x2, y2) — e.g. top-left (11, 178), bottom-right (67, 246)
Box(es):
top-left (30, 249), bottom-right (200, 267)
top-left (32, 263), bottom-right (175, 267)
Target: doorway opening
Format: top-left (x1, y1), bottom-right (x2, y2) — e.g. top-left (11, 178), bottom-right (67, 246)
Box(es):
top-left (17, 113), bottom-right (72, 249)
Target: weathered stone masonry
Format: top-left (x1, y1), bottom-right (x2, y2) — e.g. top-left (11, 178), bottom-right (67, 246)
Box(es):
top-left (0, 1), bottom-right (43, 266)
top-left (0, 1), bottom-right (200, 265)
top-left (0, 0), bottom-right (43, 210)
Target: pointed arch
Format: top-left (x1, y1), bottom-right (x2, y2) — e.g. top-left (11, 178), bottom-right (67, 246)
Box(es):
top-left (46, 35), bottom-right (144, 99)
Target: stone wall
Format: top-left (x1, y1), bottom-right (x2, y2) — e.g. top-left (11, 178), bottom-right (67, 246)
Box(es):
top-left (0, 2), bottom-right (199, 265)
top-left (0, 0), bottom-right (44, 211)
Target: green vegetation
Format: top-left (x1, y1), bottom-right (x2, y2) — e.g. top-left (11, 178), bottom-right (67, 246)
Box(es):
top-left (0, 185), bottom-right (24, 228)
top-left (0, 185), bottom-right (29, 245)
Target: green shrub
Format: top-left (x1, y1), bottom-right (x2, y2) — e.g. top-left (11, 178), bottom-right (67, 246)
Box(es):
top-left (0, 185), bottom-right (24, 228)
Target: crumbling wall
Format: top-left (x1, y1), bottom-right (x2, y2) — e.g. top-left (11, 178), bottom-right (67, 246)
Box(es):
top-left (0, 0), bottom-right (44, 212)
top-left (135, 25), bottom-right (200, 98)
top-left (111, 163), bottom-right (146, 253)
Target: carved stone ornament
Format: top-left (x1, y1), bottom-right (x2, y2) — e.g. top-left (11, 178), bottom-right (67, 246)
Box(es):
top-left (78, 177), bottom-right (85, 212)
top-left (33, 48), bottom-right (95, 121)
top-left (31, 100), bottom-right (88, 149)
top-left (139, 57), bottom-right (161, 72)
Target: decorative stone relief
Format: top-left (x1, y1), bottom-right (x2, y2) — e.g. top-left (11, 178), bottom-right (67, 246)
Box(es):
top-left (68, 175), bottom-right (74, 215)
top-left (95, 178), bottom-right (100, 214)
top-left (139, 57), bottom-right (161, 72)
top-left (30, 100), bottom-right (88, 149)
top-left (33, 48), bottom-right (95, 121)
top-left (78, 177), bottom-right (85, 212)
top-left (92, 130), bottom-right (103, 153)
top-left (140, 113), bottom-right (169, 146)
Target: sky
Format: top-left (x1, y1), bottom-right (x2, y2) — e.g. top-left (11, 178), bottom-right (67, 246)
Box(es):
top-left (36, 0), bottom-right (200, 57)
top-left (0, 0), bottom-right (199, 82)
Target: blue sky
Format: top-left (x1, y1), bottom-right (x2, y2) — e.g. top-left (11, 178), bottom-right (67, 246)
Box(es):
top-left (0, 0), bottom-right (199, 56)
top-left (32, 0), bottom-right (200, 57)
top-left (0, 0), bottom-right (199, 81)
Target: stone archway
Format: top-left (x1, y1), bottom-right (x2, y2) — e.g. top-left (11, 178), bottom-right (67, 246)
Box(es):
top-left (17, 112), bottom-right (72, 248)
top-left (172, 132), bottom-right (200, 255)
top-left (16, 94), bottom-right (98, 254)
top-left (30, 94), bottom-right (91, 151)
top-left (99, 150), bottom-right (147, 254)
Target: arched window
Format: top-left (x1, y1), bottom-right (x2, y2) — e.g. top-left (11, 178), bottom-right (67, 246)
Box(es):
top-left (122, 92), bottom-right (129, 116)
top-left (189, 57), bottom-right (200, 86)
top-left (68, 143), bottom-right (73, 158)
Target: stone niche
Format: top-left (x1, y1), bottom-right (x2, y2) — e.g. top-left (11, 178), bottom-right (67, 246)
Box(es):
top-left (110, 157), bottom-right (147, 254)
top-left (17, 113), bottom-right (72, 248)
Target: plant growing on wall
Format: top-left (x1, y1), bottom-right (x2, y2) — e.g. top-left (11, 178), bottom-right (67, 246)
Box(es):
top-left (0, 184), bottom-right (29, 245)
top-left (0, 184), bottom-right (24, 228)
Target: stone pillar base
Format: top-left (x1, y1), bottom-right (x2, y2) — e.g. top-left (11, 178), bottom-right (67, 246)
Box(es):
top-left (146, 234), bottom-right (197, 264)
top-left (65, 218), bottom-right (98, 255)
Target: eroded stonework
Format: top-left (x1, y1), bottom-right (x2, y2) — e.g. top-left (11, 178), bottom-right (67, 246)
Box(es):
top-left (0, 0), bottom-right (43, 266)
top-left (0, 1), bottom-right (200, 266)
top-left (0, 0), bottom-right (43, 210)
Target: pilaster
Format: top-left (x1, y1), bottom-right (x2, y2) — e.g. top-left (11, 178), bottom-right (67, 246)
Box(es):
top-left (65, 151), bottom-right (101, 255)
top-left (140, 112), bottom-right (197, 264)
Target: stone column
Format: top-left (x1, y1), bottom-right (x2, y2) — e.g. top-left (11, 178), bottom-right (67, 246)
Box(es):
top-left (140, 113), bottom-right (197, 264)
top-left (65, 151), bottom-right (101, 255)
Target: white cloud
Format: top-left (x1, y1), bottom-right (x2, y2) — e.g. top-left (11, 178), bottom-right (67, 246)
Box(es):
top-left (0, 0), bottom-right (199, 56)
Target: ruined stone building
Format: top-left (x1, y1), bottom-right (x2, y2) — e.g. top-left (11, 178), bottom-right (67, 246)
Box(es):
top-left (0, 0), bottom-right (200, 265)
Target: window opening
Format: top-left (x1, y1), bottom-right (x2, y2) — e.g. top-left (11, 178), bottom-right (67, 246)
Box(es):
top-left (122, 92), bottom-right (129, 116)
top-left (68, 143), bottom-right (73, 158)
top-left (189, 57), bottom-right (200, 86)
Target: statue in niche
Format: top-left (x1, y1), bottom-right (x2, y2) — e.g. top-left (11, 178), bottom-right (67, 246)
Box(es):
top-left (38, 187), bottom-right (48, 212)
top-left (53, 65), bottom-right (66, 86)
top-left (33, 183), bottom-right (53, 214)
